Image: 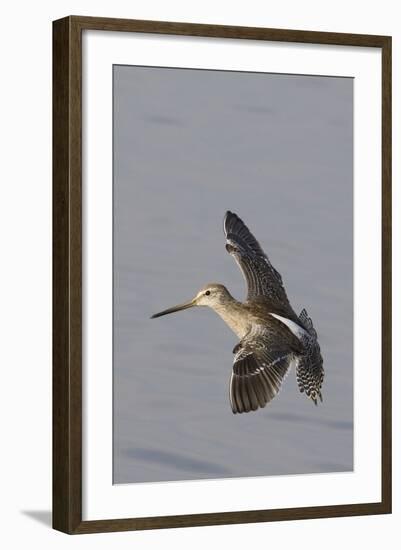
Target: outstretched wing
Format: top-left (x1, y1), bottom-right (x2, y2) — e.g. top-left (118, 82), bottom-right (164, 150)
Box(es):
top-left (224, 211), bottom-right (291, 310)
top-left (229, 326), bottom-right (296, 414)
top-left (296, 309), bottom-right (324, 404)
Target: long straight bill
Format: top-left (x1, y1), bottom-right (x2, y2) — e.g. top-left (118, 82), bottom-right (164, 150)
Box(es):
top-left (151, 300), bottom-right (196, 319)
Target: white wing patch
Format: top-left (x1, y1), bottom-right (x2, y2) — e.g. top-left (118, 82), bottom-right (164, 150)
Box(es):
top-left (269, 313), bottom-right (308, 341)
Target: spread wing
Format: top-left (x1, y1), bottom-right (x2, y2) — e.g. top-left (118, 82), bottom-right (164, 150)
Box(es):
top-left (223, 211), bottom-right (292, 311)
top-left (229, 326), bottom-right (297, 414)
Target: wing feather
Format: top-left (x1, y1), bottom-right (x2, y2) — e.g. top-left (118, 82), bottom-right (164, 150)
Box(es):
top-left (223, 211), bottom-right (291, 310)
top-left (229, 328), bottom-right (293, 414)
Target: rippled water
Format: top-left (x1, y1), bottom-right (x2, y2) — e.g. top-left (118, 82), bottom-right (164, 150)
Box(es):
top-left (113, 65), bottom-right (353, 484)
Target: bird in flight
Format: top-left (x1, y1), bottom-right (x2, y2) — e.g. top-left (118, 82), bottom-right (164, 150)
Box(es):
top-left (151, 211), bottom-right (324, 414)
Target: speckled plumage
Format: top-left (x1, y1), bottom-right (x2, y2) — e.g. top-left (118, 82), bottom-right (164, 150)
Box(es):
top-left (152, 211), bottom-right (324, 414)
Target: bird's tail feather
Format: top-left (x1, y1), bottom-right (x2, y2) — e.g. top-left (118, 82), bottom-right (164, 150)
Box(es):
top-left (296, 309), bottom-right (324, 404)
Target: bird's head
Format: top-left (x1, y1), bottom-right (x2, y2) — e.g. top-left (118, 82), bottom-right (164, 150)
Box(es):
top-left (151, 283), bottom-right (231, 319)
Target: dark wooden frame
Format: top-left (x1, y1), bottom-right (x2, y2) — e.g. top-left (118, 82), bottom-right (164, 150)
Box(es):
top-left (53, 15), bottom-right (392, 534)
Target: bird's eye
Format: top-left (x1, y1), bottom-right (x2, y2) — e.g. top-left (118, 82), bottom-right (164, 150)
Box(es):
top-left (205, 290), bottom-right (211, 296)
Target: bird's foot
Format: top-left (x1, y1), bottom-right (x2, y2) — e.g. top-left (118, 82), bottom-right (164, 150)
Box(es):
top-left (232, 342), bottom-right (242, 354)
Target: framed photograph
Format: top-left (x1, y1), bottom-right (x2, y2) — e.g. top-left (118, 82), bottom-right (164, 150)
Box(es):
top-left (53, 16), bottom-right (392, 534)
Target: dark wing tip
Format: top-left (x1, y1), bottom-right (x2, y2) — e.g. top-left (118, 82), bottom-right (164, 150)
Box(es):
top-left (224, 211), bottom-right (266, 261)
top-left (224, 211), bottom-right (250, 236)
top-left (223, 210), bottom-right (238, 236)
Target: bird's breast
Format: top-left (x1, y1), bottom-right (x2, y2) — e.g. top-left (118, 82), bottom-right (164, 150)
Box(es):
top-left (212, 304), bottom-right (251, 339)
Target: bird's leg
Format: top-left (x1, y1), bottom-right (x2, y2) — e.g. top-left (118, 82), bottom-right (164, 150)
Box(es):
top-left (232, 342), bottom-right (242, 354)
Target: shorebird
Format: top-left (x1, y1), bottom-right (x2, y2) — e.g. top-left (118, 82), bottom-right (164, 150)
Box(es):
top-left (151, 211), bottom-right (324, 414)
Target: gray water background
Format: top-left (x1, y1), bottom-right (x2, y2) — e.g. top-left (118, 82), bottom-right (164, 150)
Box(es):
top-left (113, 65), bottom-right (353, 484)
